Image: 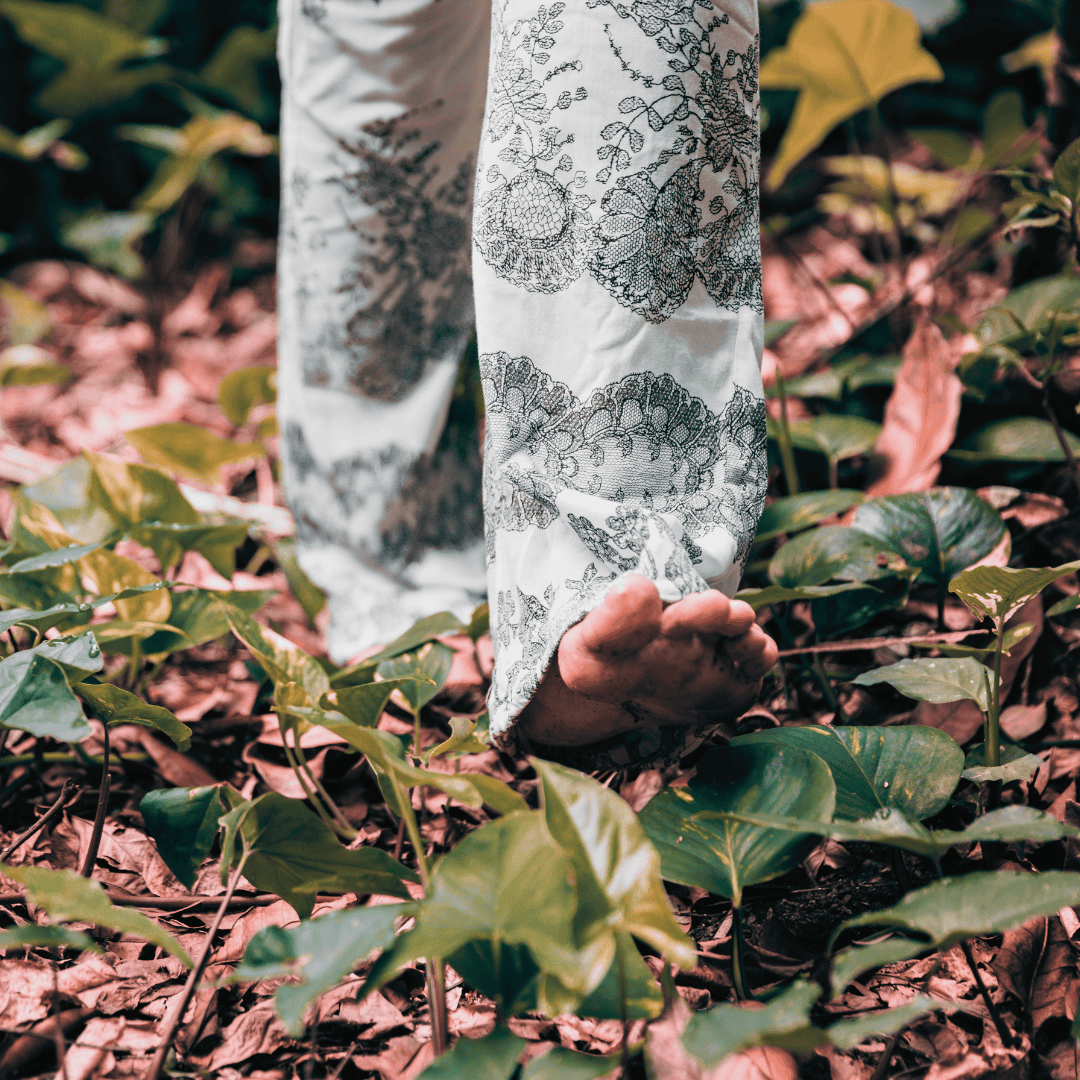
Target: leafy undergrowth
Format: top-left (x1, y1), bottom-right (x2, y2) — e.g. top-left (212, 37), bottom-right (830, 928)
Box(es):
top-left (3, 3), bottom-right (1080, 1078)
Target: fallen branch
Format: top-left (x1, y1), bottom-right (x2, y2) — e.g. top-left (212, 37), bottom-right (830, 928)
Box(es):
top-left (777, 628), bottom-right (988, 658)
top-left (0, 781), bottom-right (79, 862)
top-left (0, 890), bottom-right (343, 910)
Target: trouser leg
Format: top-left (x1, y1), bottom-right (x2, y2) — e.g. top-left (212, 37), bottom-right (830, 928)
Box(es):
top-left (476, 0), bottom-right (767, 738)
top-left (277, 0), bottom-right (490, 662)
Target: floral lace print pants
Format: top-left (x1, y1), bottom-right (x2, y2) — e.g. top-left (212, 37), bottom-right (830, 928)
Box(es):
top-left (277, 0), bottom-right (767, 745)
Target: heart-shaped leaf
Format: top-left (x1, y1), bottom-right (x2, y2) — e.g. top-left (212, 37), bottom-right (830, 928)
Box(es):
top-left (125, 423), bottom-right (261, 484)
top-left (950, 560), bottom-right (1080, 627)
top-left (853, 657), bottom-right (991, 712)
top-left (949, 418), bottom-right (1080, 464)
top-left (961, 743), bottom-right (1042, 783)
top-left (0, 864), bottom-right (191, 965)
top-left (77, 681), bottom-right (190, 750)
top-left (756, 491), bottom-right (866, 543)
top-left (84, 450), bottom-right (198, 528)
top-left (768, 526), bottom-right (910, 588)
top-left (222, 603), bottom-right (329, 698)
top-left (759, 0), bottom-right (942, 190)
top-left (331, 612), bottom-right (466, 688)
top-left (131, 521), bottom-right (250, 577)
top-left (140, 588), bottom-right (274, 656)
top-left (836, 870), bottom-right (1080, 950)
top-left (734, 724), bottom-right (962, 822)
top-left (851, 488), bottom-right (1006, 588)
top-left (377, 642), bottom-right (454, 712)
top-left (637, 745), bottom-right (835, 906)
top-left (976, 276), bottom-right (1080, 348)
top-left (217, 364), bottom-right (276, 427)
top-left (79, 546), bottom-right (171, 624)
top-left (235, 904), bottom-right (407, 1035)
top-left (219, 792), bottom-right (418, 918)
top-left (141, 784), bottom-right (228, 888)
top-left (535, 759), bottom-right (696, 969)
top-left (424, 716), bottom-right (490, 762)
top-left (784, 415), bottom-right (883, 465)
top-left (1047, 594), bottom-right (1080, 618)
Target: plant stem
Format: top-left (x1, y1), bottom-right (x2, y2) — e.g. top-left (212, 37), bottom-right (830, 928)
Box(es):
top-left (986, 625), bottom-right (1005, 769)
top-left (731, 904), bottom-right (752, 1001)
top-left (0, 780), bottom-right (76, 862)
top-left (0, 750), bottom-right (145, 769)
top-left (145, 856), bottom-right (248, 1080)
top-left (281, 735), bottom-right (350, 839)
top-left (288, 729), bottom-right (357, 839)
top-left (80, 724), bottom-right (111, 878)
top-left (959, 940), bottom-right (1013, 1048)
top-left (618, 946), bottom-right (630, 1080)
top-left (810, 654), bottom-right (847, 723)
top-left (51, 956), bottom-right (71, 1080)
top-left (773, 370), bottom-right (801, 497)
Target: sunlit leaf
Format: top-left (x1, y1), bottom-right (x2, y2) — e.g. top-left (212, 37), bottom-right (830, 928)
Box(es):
top-left (0, 864), bottom-right (191, 965)
top-left (768, 525), bottom-right (910, 588)
top-left (331, 612), bottom-right (466, 687)
top-left (0, 344), bottom-right (71, 386)
top-left (140, 784), bottom-right (227, 889)
top-left (756, 490), bottom-right (865, 543)
top-left (851, 488), bottom-right (1006, 588)
top-left (0, 278), bottom-right (53, 345)
top-left (220, 792), bottom-right (417, 918)
top-left (79, 546), bottom-right (171, 624)
top-left (733, 725), bottom-right (963, 821)
top-left (377, 643), bottom-right (454, 712)
top-left (759, 0), bottom-right (942, 189)
top-left (217, 364), bottom-right (276, 427)
top-left (836, 870), bottom-right (1080, 950)
top-left (76, 681), bottom-right (190, 750)
top-left (235, 904), bottom-right (407, 1035)
top-left (949, 559), bottom-right (1080, 627)
top-left (125, 422), bottom-right (261, 484)
top-left (853, 656), bottom-right (992, 712)
top-left (638, 745), bottom-right (835, 907)
top-left (960, 743), bottom-right (1042, 783)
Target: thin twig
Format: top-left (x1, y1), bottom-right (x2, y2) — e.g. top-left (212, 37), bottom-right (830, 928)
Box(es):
top-left (960, 940), bottom-right (1014, 1048)
top-left (79, 724), bottom-right (111, 878)
top-left (0, 890), bottom-right (339, 911)
top-left (51, 957), bottom-right (71, 1080)
top-left (776, 628), bottom-right (988, 658)
top-left (145, 858), bottom-right (248, 1080)
top-left (0, 780), bottom-right (78, 861)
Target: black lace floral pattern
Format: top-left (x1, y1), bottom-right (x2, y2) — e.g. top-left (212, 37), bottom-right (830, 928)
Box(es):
top-left (481, 351), bottom-right (767, 567)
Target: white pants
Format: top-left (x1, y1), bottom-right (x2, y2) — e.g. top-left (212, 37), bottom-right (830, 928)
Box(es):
top-left (277, 0), bottom-right (767, 741)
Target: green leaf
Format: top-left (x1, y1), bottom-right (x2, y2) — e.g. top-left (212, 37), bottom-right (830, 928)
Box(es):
top-left (521, 1045), bottom-right (620, 1080)
top-left (831, 939), bottom-right (928, 996)
top-left (322, 678), bottom-right (430, 729)
top-left (680, 980), bottom-right (822, 1065)
top-left (1052, 136), bottom-right (1080, 203)
top-left (782, 414), bottom-right (883, 464)
top-left (8, 540), bottom-right (103, 573)
top-left (419, 1027), bottom-right (528, 1080)
top-left (140, 785), bottom-right (225, 889)
top-left (222, 793), bottom-right (418, 919)
top-left (573, 931), bottom-right (664, 1020)
top-left (217, 364), bottom-right (276, 427)
top-left (733, 725), bottom-right (963, 822)
top-left (125, 423), bottom-right (261, 484)
top-left (19, 457), bottom-right (116, 544)
top-left (534, 758), bottom-right (696, 968)
top-left (222, 603), bottom-right (329, 698)
top-left (271, 538), bottom-right (325, 623)
top-left (424, 716), bottom-right (490, 762)
top-left (0, 864), bottom-right (191, 965)
top-left (30, 631), bottom-right (104, 682)
top-left (1047, 594), bottom-right (1080, 618)
top-left (911, 128), bottom-right (973, 169)
top-left (734, 582), bottom-right (876, 611)
top-left (76, 681), bottom-right (190, 751)
top-left (235, 904), bottom-right (407, 1035)
top-left (60, 211), bottom-right (156, 279)
top-left (926, 621), bottom-right (1034, 659)
top-left (851, 488), bottom-right (1006, 588)
top-left (949, 418), bottom-right (1080, 464)
top-left (78, 546), bottom-right (171, 624)
top-left (140, 588), bottom-right (274, 655)
top-left (376, 643), bottom-right (454, 712)
top-left (0, 924), bottom-right (100, 953)
top-left (768, 526), bottom-right (910, 588)
top-left (853, 656), bottom-right (991, 712)
top-left (132, 521), bottom-right (250, 577)
top-left (827, 997), bottom-right (944, 1050)
top-left (0, 344), bottom-right (71, 387)
top-left (836, 870), bottom-right (1080, 950)
top-left (84, 450), bottom-right (199, 529)
top-left (0, 652), bottom-right (89, 741)
top-left (197, 24), bottom-right (277, 120)
top-left (756, 490), bottom-right (865, 543)
top-left (0, 280), bottom-right (52, 346)
top-left (637, 745), bottom-right (835, 907)
top-left (950, 559), bottom-right (1080, 626)
top-left (759, 0), bottom-right (943, 190)
top-left (385, 811), bottom-right (585, 1016)
top-left (976, 276), bottom-right (1080, 347)
top-left (961, 743), bottom-right (1042, 783)
top-left (330, 612), bottom-right (466, 687)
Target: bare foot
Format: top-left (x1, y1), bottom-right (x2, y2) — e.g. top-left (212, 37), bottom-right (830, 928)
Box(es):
top-left (517, 574), bottom-right (778, 746)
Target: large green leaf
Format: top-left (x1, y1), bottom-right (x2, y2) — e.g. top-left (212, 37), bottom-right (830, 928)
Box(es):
top-left (377, 643), bottom-right (454, 712)
top-left (131, 521), bottom-right (250, 577)
top-left (331, 612), bottom-right (466, 687)
top-left (949, 419), bottom-right (1080, 465)
top-left (784, 415), bottom-right (882, 466)
top-left (572, 930), bottom-right (664, 1020)
top-left (217, 364), bottom-right (276, 427)
top-left (79, 546), bottom-right (171, 624)
top-left (0, 864), bottom-right (191, 965)
top-left (756, 490), bottom-right (865, 543)
top-left (830, 939), bottom-right (928, 996)
top-left (976, 276), bottom-right (1080, 348)
top-left (759, 0), bottom-right (942, 190)
top-left (8, 539), bottom-right (103, 574)
top-left (381, 810), bottom-right (587, 1016)
top-left (222, 603), bottom-right (329, 698)
top-left (77, 681), bottom-right (190, 750)
top-left (733, 725), bottom-right (963, 821)
top-left (235, 904), bottom-right (407, 1035)
top-left (140, 588), bottom-right (274, 655)
top-left (140, 784), bottom-right (227, 889)
top-left (851, 488), bottom-right (1006, 587)
top-left (768, 526), bottom-right (910, 587)
top-left (220, 792), bottom-right (418, 918)
top-left (960, 743), bottom-right (1042, 783)
top-left (125, 423), bottom-right (261, 484)
top-left (419, 1028), bottom-right (528, 1080)
top-left (535, 759), bottom-right (696, 969)
top-left (637, 745), bottom-right (835, 907)
top-left (20, 457), bottom-right (116, 544)
top-left (323, 679), bottom-right (434, 729)
top-left (84, 451), bottom-right (199, 529)
top-left (837, 870), bottom-right (1080, 950)
top-left (950, 560), bottom-right (1080, 628)
top-left (853, 656), bottom-right (991, 712)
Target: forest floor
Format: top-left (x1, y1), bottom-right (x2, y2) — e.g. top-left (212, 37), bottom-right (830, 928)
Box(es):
top-left (0, 239), bottom-right (1079, 1080)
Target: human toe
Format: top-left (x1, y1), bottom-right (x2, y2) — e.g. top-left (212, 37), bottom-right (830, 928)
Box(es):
top-left (575, 574), bottom-right (663, 655)
top-left (660, 591), bottom-right (755, 638)
top-left (724, 624), bottom-right (778, 679)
